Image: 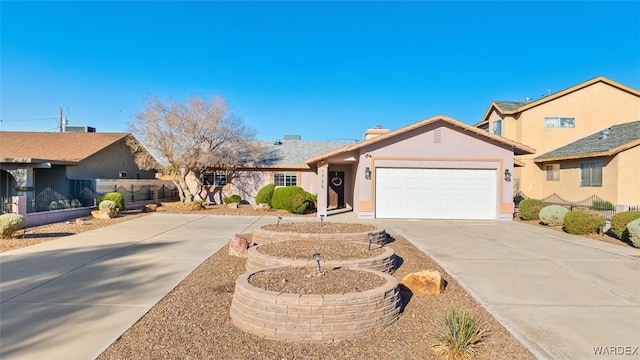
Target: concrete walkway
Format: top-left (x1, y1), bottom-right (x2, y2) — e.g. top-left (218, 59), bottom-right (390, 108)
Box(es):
top-left (0, 214), bottom-right (289, 360)
top-left (376, 218), bottom-right (640, 360)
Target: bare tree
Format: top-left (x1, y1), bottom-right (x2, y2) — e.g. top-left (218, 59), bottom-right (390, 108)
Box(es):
top-left (127, 95), bottom-right (262, 203)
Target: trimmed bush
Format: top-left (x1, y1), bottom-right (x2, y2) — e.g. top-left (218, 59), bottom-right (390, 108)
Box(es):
top-left (99, 200), bottom-right (117, 211)
top-left (627, 218), bottom-right (640, 248)
top-left (539, 205), bottom-right (569, 227)
top-left (223, 194), bottom-right (242, 204)
top-left (610, 211), bottom-right (640, 241)
top-left (0, 213), bottom-right (27, 239)
top-left (590, 199), bottom-right (614, 211)
top-left (431, 307), bottom-right (489, 360)
top-left (563, 209), bottom-right (606, 235)
top-left (98, 192), bottom-right (125, 211)
top-left (255, 183), bottom-right (276, 206)
top-left (272, 186), bottom-right (315, 214)
top-left (518, 199), bottom-right (545, 220)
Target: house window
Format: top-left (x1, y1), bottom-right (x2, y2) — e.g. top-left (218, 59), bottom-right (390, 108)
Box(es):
top-left (274, 172), bottom-right (297, 186)
top-left (580, 161), bottom-right (602, 187)
top-left (119, 172), bottom-right (127, 178)
top-left (492, 119), bottom-right (502, 136)
top-left (203, 171), bottom-right (227, 186)
top-left (545, 164), bottom-right (559, 181)
top-left (544, 117), bottom-right (575, 128)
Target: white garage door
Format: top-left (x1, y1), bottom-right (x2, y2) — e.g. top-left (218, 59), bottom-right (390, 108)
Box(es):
top-left (375, 168), bottom-right (497, 219)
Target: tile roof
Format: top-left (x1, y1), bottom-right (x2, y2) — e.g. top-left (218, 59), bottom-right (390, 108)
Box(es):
top-left (494, 101), bottom-right (528, 111)
top-left (0, 131), bottom-right (130, 163)
top-left (258, 140), bottom-right (355, 167)
top-left (535, 120), bottom-right (640, 161)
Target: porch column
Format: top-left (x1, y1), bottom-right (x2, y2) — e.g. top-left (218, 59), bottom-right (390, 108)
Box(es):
top-left (317, 163), bottom-right (328, 218)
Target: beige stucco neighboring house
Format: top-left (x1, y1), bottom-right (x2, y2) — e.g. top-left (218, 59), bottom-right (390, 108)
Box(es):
top-left (475, 76), bottom-right (640, 201)
top-left (533, 121), bottom-right (640, 207)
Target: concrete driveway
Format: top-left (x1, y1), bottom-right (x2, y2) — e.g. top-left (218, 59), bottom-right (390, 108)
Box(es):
top-left (378, 218), bottom-right (640, 360)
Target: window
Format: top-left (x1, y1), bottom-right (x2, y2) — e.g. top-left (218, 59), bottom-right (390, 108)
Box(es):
top-left (119, 172), bottom-right (127, 178)
top-left (545, 164), bottom-right (559, 181)
top-left (544, 117), bottom-right (575, 128)
top-left (580, 161), bottom-right (602, 187)
top-left (492, 119), bottom-right (502, 136)
top-left (274, 172), bottom-right (297, 186)
top-left (203, 171), bottom-right (227, 186)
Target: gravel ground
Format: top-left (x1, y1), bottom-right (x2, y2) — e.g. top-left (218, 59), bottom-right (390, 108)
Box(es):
top-left (262, 222), bottom-right (377, 233)
top-left (257, 240), bottom-right (386, 260)
top-left (249, 267), bottom-right (386, 294)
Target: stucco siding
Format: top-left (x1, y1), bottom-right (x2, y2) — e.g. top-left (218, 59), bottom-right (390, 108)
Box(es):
top-left (66, 140), bottom-right (155, 180)
top-left (617, 146), bottom-right (640, 205)
top-left (540, 156), bottom-right (618, 203)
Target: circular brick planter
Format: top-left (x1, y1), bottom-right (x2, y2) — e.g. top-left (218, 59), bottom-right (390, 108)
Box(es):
top-left (246, 241), bottom-right (396, 274)
top-left (252, 224), bottom-right (386, 245)
top-left (230, 268), bottom-right (401, 343)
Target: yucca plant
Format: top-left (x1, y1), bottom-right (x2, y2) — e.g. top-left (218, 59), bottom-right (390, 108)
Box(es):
top-left (432, 308), bottom-right (489, 359)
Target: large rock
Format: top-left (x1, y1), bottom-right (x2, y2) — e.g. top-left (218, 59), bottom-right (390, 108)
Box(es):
top-left (226, 202), bottom-right (239, 209)
top-left (229, 234), bottom-right (250, 258)
top-left (91, 209), bottom-right (115, 220)
top-left (400, 270), bottom-right (445, 295)
top-left (253, 203), bottom-right (271, 211)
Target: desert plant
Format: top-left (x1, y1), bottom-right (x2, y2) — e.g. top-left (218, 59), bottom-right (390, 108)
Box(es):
top-left (272, 186), bottom-right (315, 214)
top-left (610, 211), bottom-right (640, 241)
top-left (518, 199), bottom-right (545, 220)
top-left (538, 205), bottom-right (569, 227)
top-left (255, 183), bottom-right (276, 206)
top-left (627, 218), bottom-right (640, 248)
top-left (98, 192), bottom-right (125, 212)
top-left (432, 307), bottom-right (489, 360)
top-left (223, 194), bottom-right (242, 204)
top-left (563, 209), bottom-right (606, 235)
top-left (590, 199), bottom-right (614, 211)
top-left (0, 213), bottom-right (27, 239)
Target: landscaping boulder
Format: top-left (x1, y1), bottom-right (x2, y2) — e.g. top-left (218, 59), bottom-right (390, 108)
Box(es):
top-left (91, 209), bottom-right (115, 220)
top-left (253, 203), bottom-right (271, 211)
top-left (400, 270), bottom-right (445, 295)
top-left (229, 234), bottom-right (250, 257)
top-left (75, 218), bottom-right (86, 225)
top-left (227, 202), bottom-right (239, 209)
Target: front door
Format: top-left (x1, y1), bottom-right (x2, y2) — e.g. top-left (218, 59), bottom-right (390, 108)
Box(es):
top-left (328, 171), bottom-right (345, 209)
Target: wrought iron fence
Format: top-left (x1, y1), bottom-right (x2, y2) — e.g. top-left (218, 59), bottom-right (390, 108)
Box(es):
top-left (514, 192), bottom-right (624, 220)
top-left (98, 184), bottom-right (178, 204)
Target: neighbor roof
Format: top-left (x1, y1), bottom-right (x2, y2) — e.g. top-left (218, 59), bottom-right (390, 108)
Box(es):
top-left (255, 140), bottom-right (354, 168)
top-left (0, 132), bottom-right (130, 164)
top-left (306, 115), bottom-right (536, 165)
top-left (475, 76), bottom-right (640, 127)
top-left (534, 120), bottom-right (640, 163)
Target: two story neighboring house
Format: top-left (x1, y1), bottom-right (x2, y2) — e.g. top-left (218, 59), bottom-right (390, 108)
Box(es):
top-left (475, 76), bottom-right (640, 207)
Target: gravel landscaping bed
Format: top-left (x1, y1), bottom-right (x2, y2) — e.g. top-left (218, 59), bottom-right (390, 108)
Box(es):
top-left (256, 240), bottom-right (386, 260)
top-left (262, 222), bottom-right (377, 233)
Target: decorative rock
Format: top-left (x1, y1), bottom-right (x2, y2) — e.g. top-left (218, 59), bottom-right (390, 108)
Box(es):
top-left (144, 204), bottom-right (158, 212)
top-left (91, 209), bottom-right (114, 220)
top-left (75, 218), bottom-right (85, 225)
top-left (229, 234), bottom-right (250, 258)
top-left (400, 270), bottom-right (445, 295)
top-left (253, 203), bottom-right (271, 211)
top-left (227, 202), bottom-right (239, 209)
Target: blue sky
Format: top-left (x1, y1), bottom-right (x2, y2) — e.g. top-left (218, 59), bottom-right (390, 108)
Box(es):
top-left (2, 1), bottom-right (639, 141)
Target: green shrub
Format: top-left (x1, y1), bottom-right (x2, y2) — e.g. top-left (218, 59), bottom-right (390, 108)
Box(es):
top-left (0, 213), bottom-right (27, 239)
top-left (431, 307), bottom-right (489, 360)
top-left (255, 183), bottom-right (276, 206)
top-left (223, 194), bottom-right (242, 204)
top-left (272, 186), bottom-right (315, 214)
top-left (563, 209), bottom-right (606, 235)
top-left (518, 199), bottom-right (545, 220)
top-left (538, 205), bottom-right (569, 227)
top-left (590, 199), bottom-right (614, 211)
top-left (98, 192), bottom-right (125, 211)
top-left (99, 200), bottom-right (117, 211)
top-left (610, 211), bottom-right (640, 241)
top-left (627, 218), bottom-right (640, 248)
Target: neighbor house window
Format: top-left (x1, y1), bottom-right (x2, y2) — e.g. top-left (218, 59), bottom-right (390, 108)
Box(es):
top-left (544, 117), bottom-right (575, 128)
top-left (580, 161), bottom-right (602, 187)
top-left (119, 172), bottom-right (127, 178)
top-left (274, 172), bottom-right (297, 186)
top-left (202, 171), bottom-right (227, 186)
top-left (492, 119), bottom-right (502, 136)
top-left (545, 164), bottom-right (560, 181)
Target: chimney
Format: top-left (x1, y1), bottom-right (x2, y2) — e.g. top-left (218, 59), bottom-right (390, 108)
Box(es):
top-left (363, 125), bottom-right (390, 140)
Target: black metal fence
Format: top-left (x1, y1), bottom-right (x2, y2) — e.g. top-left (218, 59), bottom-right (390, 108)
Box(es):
top-left (514, 191), bottom-right (639, 220)
top-left (99, 184), bottom-right (178, 204)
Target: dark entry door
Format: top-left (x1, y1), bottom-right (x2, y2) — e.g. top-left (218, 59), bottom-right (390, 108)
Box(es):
top-left (328, 171), bottom-right (345, 209)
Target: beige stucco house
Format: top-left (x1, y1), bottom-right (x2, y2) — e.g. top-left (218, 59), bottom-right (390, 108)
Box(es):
top-left (475, 76), bottom-right (640, 206)
top-left (200, 115), bottom-right (534, 220)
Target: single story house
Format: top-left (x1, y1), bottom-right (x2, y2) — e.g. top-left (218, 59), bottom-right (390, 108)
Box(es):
top-left (203, 115), bottom-right (535, 220)
top-left (533, 120), bottom-right (640, 207)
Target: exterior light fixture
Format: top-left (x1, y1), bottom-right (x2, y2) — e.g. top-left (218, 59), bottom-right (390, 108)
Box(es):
top-left (313, 252), bottom-right (322, 273)
top-left (319, 214), bottom-right (325, 226)
top-left (504, 169), bottom-right (512, 182)
top-left (368, 232), bottom-right (375, 251)
top-left (277, 216), bottom-right (282, 227)
top-left (365, 167), bottom-right (371, 180)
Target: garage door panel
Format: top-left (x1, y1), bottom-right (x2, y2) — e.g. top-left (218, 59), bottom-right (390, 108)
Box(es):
top-left (375, 168), bottom-right (497, 219)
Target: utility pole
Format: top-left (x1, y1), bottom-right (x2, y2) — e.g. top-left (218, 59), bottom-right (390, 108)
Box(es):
top-left (59, 107), bottom-right (64, 132)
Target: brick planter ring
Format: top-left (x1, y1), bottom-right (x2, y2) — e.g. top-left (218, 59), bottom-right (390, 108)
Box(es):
top-left (246, 242), bottom-right (396, 274)
top-left (252, 225), bottom-right (386, 245)
top-left (230, 268), bottom-right (401, 343)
